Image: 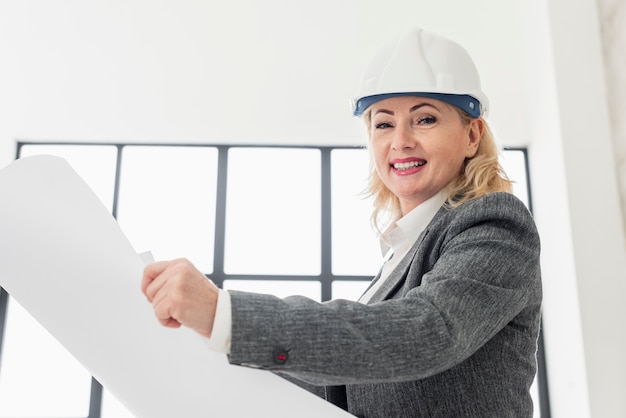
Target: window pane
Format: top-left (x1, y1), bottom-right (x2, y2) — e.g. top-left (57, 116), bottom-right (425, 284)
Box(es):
top-left (500, 149), bottom-right (530, 208)
top-left (19, 144), bottom-right (118, 212)
top-left (331, 281), bottom-right (370, 302)
top-left (116, 146), bottom-right (218, 272)
top-left (224, 148), bottom-right (320, 275)
top-left (224, 280), bottom-right (321, 302)
top-left (0, 299), bottom-right (91, 417)
top-left (331, 149), bottom-right (382, 276)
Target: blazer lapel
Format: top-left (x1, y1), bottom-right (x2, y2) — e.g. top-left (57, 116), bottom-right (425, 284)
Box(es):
top-left (358, 250), bottom-right (392, 297)
top-left (366, 228), bottom-right (430, 303)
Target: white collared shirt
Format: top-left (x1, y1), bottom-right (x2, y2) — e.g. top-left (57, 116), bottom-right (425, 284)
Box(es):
top-left (207, 190), bottom-right (449, 352)
top-left (206, 288), bottom-right (232, 352)
top-left (358, 190), bottom-right (448, 304)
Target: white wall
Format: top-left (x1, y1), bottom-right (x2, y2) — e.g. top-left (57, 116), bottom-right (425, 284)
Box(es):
top-left (521, 0), bottom-right (626, 417)
top-left (598, 0), bottom-right (626, 243)
top-left (0, 0), bottom-right (528, 160)
top-left (1, 1), bottom-right (625, 417)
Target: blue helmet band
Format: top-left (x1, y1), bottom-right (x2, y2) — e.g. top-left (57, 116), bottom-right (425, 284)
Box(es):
top-left (353, 92), bottom-right (482, 118)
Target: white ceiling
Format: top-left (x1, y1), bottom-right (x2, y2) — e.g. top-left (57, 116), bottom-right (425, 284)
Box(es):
top-left (0, 0), bottom-right (529, 148)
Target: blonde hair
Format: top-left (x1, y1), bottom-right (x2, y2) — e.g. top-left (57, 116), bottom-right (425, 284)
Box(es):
top-left (363, 107), bottom-right (512, 235)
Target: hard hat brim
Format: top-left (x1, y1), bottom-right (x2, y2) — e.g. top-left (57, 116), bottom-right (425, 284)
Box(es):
top-left (352, 92), bottom-right (483, 118)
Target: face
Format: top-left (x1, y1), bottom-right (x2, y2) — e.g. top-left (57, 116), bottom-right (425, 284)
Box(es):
top-left (369, 96), bottom-right (483, 215)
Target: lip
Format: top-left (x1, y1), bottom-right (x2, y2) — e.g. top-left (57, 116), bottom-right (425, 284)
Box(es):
top-left (389, 157), bottom-right (426, 176)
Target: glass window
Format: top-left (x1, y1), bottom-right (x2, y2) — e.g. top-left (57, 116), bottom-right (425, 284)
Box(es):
top-left (0, 299), bottom-right (91, 417)
top-left (224, 148), bottom-right (321, 275)
top-left (330, 148), bottom-right (382, 276)
top-left (0, 143), bottom-right (544, 417)
top-left (18, 144), bottom-right (118, 212)
top-left (115, 146), bottom-right (218, 273)
top-left (224, 280), bottom-right (321, 302)
top-left (331, 281), bottom-right (370, 302)
top-left (500, 149), bottom-right (530, 207)
top-left (0, 144), bottom-right (118, 418)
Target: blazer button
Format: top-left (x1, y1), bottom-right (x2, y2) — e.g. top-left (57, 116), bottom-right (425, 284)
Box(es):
top-left (273, 350), bottom-right (289, 365)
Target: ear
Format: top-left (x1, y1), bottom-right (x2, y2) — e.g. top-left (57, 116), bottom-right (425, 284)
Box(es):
top-left (465, 118), bottom-right (484, 158)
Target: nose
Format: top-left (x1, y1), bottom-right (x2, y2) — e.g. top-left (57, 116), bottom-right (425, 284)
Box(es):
top-left (391, 123), bottom-right (416, 151)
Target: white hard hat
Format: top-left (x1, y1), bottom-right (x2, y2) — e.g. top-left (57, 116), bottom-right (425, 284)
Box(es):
top-left (351, 28), bottom-right (488, 118)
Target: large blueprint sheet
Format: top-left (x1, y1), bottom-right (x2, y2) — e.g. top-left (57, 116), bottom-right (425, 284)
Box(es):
top-left (0, 155), bottom-right (349, 417)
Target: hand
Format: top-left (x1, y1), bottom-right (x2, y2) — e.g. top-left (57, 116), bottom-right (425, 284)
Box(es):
top-left (141, 258), bottom-right (218, 339)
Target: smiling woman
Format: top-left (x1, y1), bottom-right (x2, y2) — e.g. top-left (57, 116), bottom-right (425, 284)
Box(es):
top-left (0, 25), bottom-right (544, 418)
top-left (140, 27), bottom-right (542, 418)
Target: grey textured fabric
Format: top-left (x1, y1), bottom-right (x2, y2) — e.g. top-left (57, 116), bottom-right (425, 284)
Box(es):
top-left (227, 192), bottom-right (542, 417)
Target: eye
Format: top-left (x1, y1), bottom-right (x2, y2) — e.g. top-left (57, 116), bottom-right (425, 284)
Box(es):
top-left (374, 121), bottom-right (394, 129)
top-left (417, 116), bottom-right (437, 125)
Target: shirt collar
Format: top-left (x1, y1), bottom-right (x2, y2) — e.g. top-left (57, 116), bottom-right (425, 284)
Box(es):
top-left (379, 190), bottom-right (448, 256)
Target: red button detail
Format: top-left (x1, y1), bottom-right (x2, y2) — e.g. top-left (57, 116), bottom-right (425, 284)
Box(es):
top-left (274, 351), bottom-right (289, 364)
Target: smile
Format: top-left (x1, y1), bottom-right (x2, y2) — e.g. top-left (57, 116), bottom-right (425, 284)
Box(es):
top-left (392, 160), bottom-right (426, 170)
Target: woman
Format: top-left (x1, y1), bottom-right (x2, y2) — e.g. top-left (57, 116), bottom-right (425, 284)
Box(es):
top-left (142, 28), bottom-right (542, 417)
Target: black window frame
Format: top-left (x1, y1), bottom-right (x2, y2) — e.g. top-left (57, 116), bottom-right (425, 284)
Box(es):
top-left (0, 141), bottom-right (550, 417)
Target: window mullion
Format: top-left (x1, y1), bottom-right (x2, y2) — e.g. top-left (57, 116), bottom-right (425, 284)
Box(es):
top-left (211, 146), bottom-right (229, 288)
top-left (320, 148), bottom-right (332, 302)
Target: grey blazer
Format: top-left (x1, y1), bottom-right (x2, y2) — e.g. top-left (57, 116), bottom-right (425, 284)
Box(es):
top-left (227, 192), bottom-right (542, 417)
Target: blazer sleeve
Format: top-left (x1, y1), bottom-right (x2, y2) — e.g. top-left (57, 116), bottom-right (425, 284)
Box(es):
top-left (226, 192), bottom-right (541, 386)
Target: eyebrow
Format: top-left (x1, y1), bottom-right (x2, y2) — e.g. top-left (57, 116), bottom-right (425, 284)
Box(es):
top-left (373, 102), bottom-right (439, 116)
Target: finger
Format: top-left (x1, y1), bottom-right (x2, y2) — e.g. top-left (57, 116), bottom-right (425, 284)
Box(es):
top-left (145, 259), bottom-right (195, 302)
top-left (141, 260), bottom-right (171, 300)
top-left (160, 317), bottom-right (182, 329)
top-left (151, 286), bottom-right (176, 325)
top-left (152, 286), bottom-right (186, 330)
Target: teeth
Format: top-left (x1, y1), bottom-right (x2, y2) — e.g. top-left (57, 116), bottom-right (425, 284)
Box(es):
top-left (393, 160), bottom-right (426, 170)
